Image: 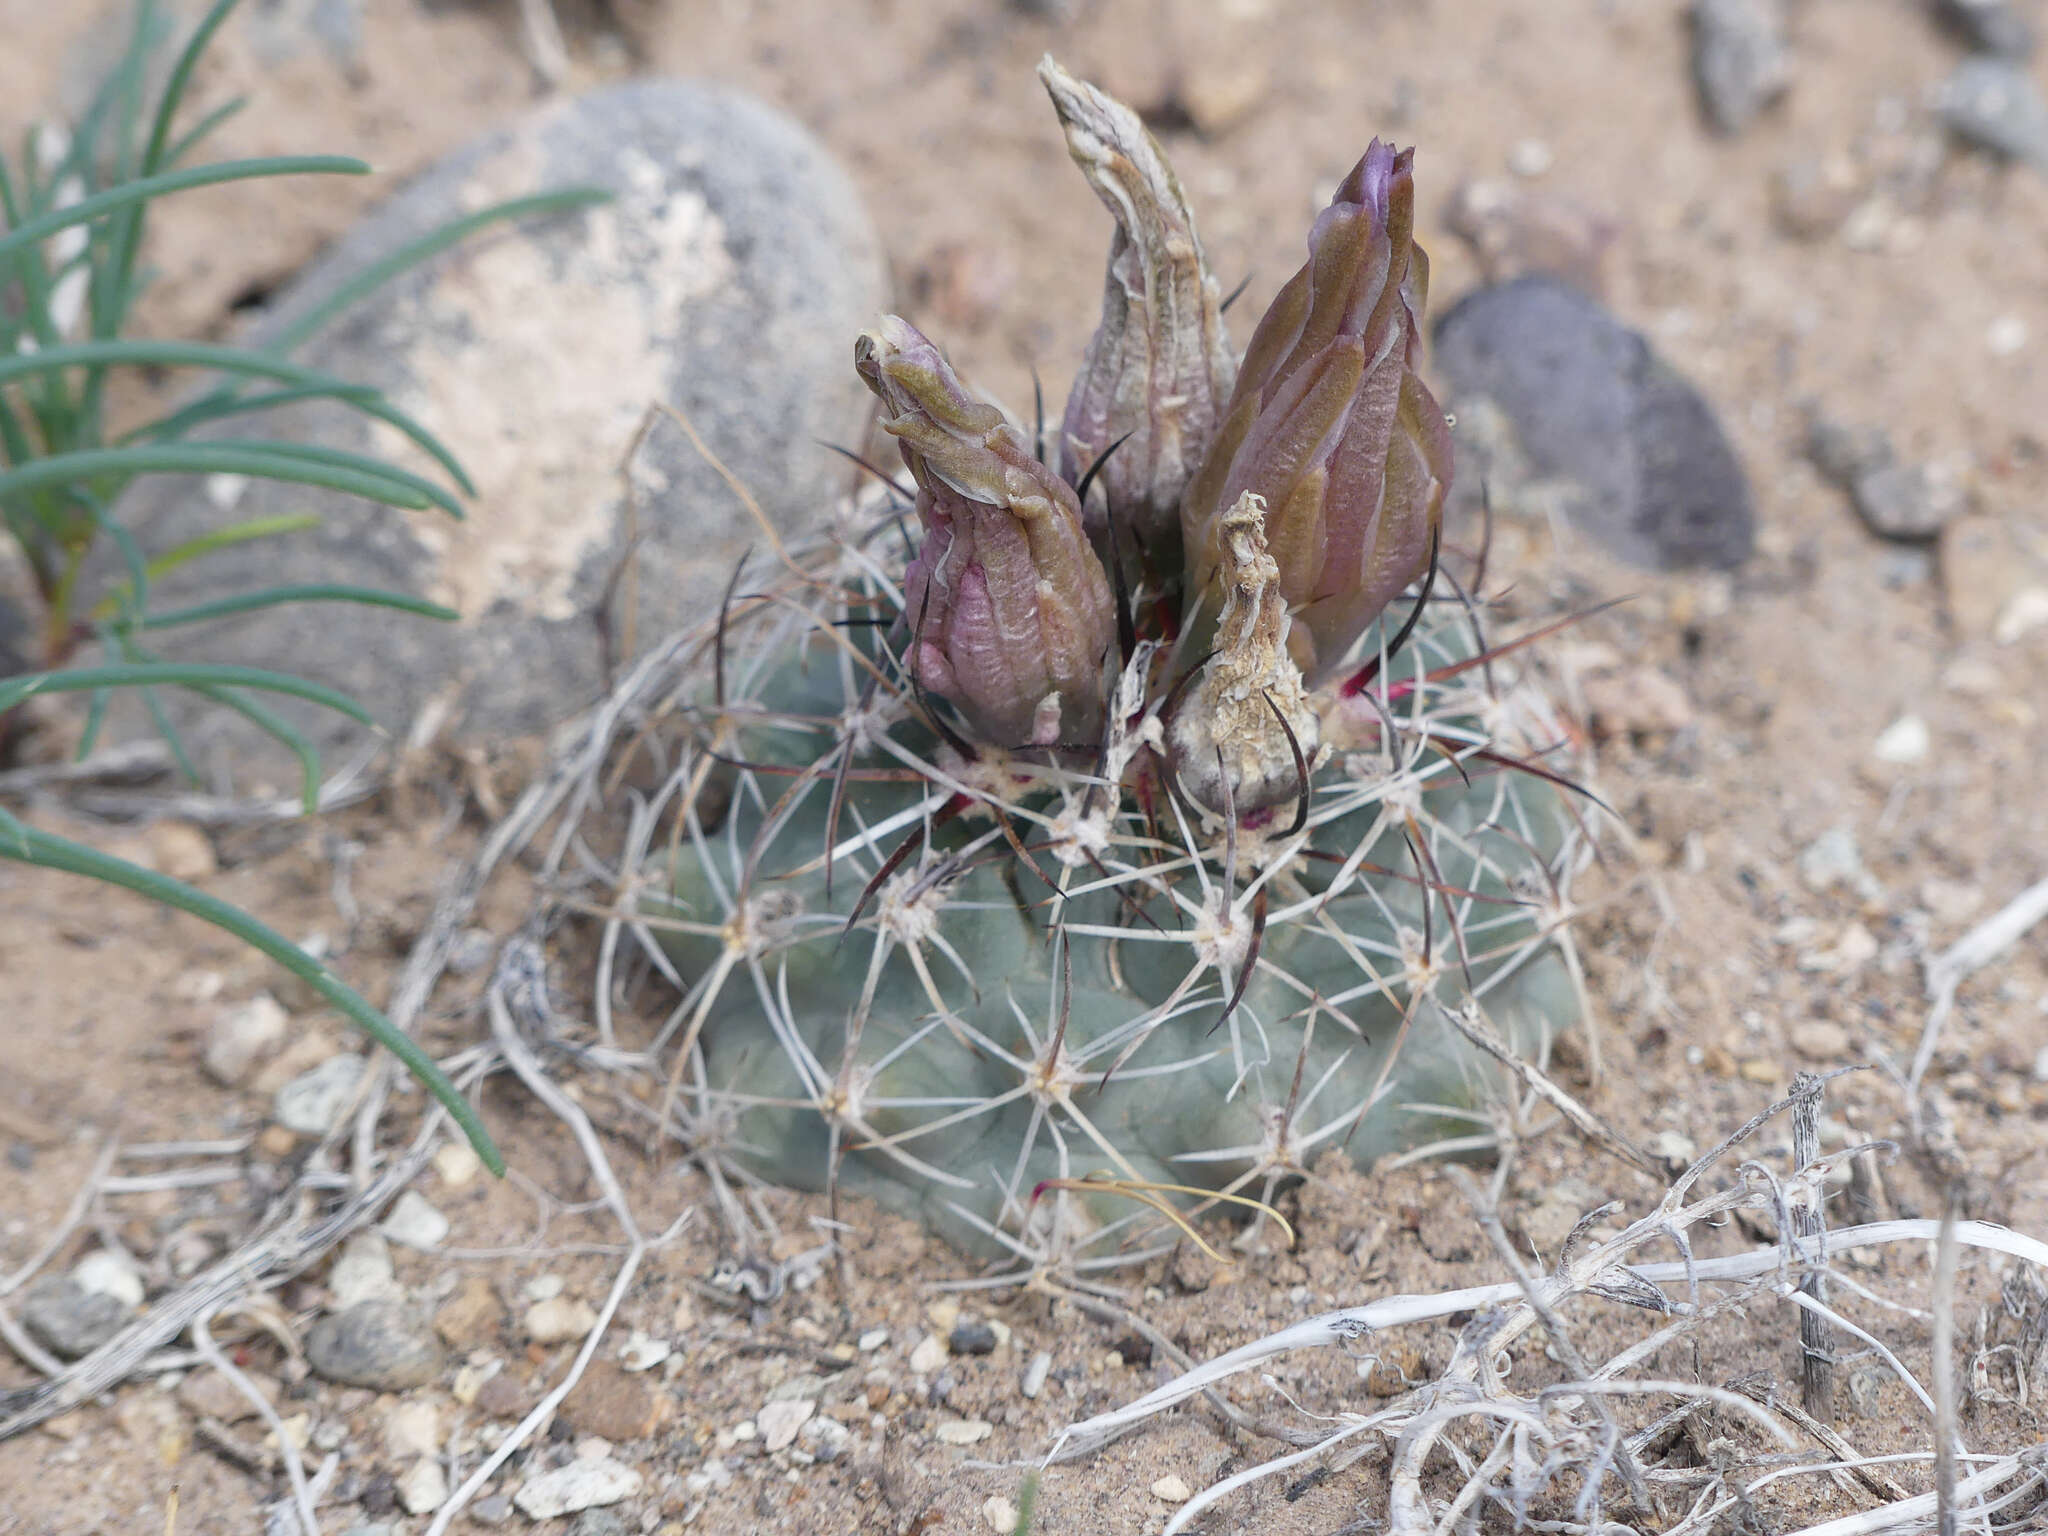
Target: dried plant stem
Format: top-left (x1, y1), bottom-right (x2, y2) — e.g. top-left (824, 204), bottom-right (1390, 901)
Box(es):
top-left (1792, 1073), bottom-right (1835, 1423)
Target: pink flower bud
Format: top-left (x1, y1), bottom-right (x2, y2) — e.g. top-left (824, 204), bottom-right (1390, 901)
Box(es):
top-left (1181, 141), bottom-right (1452, 681)
top-left (857, 316), bottom-right (1116, 749)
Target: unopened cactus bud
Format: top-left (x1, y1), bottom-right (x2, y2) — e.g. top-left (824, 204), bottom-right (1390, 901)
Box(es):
top-left (1181, 141), bottom-right (1452, 682)
top-left (856, 316), bottom-right (1115, 749)
top-left (1040, 56), bottom-right (1235, 561)
top-left (1167, 492), bottom-right (1322, 817)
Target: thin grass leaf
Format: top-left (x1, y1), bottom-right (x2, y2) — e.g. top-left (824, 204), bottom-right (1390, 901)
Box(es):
top-left (0, 812), bottom-right (503, 1174)
top-left (0, 662), bottom-right (375, 725)
top-left (0, 443), bottom-right (440, 513)
top-left (265, 187), bottom-right (612, 357)
top-left (212, 438), bottom-right (466, 517)
top-left (0, 338), bottom-right (394, 393)
top-left (117, 383), bottom-right (379, 444)
top-left (164, 96), bottom-right (248, 169)
top-left (173, 678), bottom-right (323, 812)
top-left (136, 583), bottom-right (458, 630)
top-left (0, 156), bottom-right (370, 264)
top-left (115, 513), bottom-right (322, 601)
top-left (142, 0), bottom-right (241, 176)
top-left (135, 677), bottom-right (201, 783)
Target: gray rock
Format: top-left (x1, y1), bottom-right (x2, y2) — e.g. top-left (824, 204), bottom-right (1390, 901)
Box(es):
top-left (1692, 0), bottom-right (1791, 135)
top-left (948, 1320), bottom-right (998, 1356)
top-left (1806, 416), bottom-right (1895, 488)
top-left (798, 1413), bottom-right (852, 1462)
top-left (1942, 56), bottom-right (2048, 168)
top-left (274, 1052), bottom-right (366, 1136)
top-left (1934, 0), bottom-right (2035, 60)
top-left (570, 1513), bottom-right (630, 1536)
top-left (108, 79), bottom-right (887, 791)
top-left (21, 1274), bottom-right (135, 1359)
top-left (469, 1495), bottom-right (514, 1527)
top-left (1431, 276), bottom-right (1755, 571)
top-left (1851, 463), bottom-right (1957, 541)
top-left (305, 1299), bottom-right (444, 1390)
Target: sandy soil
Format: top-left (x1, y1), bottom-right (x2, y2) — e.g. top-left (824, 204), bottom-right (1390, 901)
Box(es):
top-left (3, 1), bottom-right (2046, 1533)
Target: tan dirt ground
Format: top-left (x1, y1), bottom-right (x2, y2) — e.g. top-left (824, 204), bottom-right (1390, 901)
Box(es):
top-left (3, 2), bottom-right (2046, 1533)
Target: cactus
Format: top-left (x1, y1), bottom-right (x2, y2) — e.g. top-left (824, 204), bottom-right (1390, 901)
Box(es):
top-left (649, 59), bottom-right (1596, 1268)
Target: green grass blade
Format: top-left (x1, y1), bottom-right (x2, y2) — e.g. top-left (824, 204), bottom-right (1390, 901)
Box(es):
top-left (138, 583), bottom-right (458, 630)
top-left (135, 680), bottom-right (202, 783)
top-left (165, 96), bottom-right (248, 169)
top-left (143, 0), bottom-right (242, 175)
top-left (114, 513), bottom-right (322, 601)
top-left (0, 157), bottom-right (370, 263)
top-left (207, 439), bottom-right (466, 517)
top-left (117, 382), bottom-right (378, 443)
top-left (0, 443), bottom-right (439, 512)
top-left (267, 187), bottom-right (611, 357)
top-left (75, 683), bottom-right (113, 760)
top-left (0, 815), bottom-right (503, 1174)
top-left (0, 662), bottom-right (375, 725)
top-left (0, 338), bottom-right (385, 392)
top-left (174, 678), bottom-right (322, 812)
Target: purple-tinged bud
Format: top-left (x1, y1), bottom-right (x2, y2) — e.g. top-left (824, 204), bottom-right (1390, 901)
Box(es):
top-left (856, 316), bottom-right (1116, 750)
top-left (1180, 141), bottom-right (1453, 683)
top-left (1040, 56), bottom-right (1235, 560)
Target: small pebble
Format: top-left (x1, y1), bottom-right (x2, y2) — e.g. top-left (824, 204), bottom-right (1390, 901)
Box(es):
top-left (1994, 587), bottom-right (2048, 644)
top-left (908, 1333), bottom-right (948, 1374)
top-left (274, 1053), bottom-right (367, 1137)
top-left (383, 1399), bottom-right (441, 1460)
top-left (1798, 825), bottom-right (1867, 892)
top-left (1021, 1351), bottom-right (1052, 1399)
top-left (1941, 57), bottom-right (2048, 169)
top-left (305, 1300), bottom-right (444, 1391)
top-left (469, 1494), bottom-right (513, 1527)
top-left (204, 994), bottom-right (289, 1086)
top-left (1152, 1475), bottom-right (1192, 1504)
top-left (396, 1456), bottom-right (448, 1515)
top-left (799, 1414), bottom-right (851, 1462)
top-left (1507, 137), bottom-right (1554, 177)
top-left (1692, 0), bottom-right (1791, 135)
top-left (432, 1141), bottom-right (482, 1188)
top-left (1872, 714), bottom-right (1931, 764)
top-left (1789, 1021), bottom-right (1852, 1060)
top-left (1936, 0), bottom-right (2036, 61)
top-left (146, 819), bottom-right (217, 882)
top-left (617, 1331), bottom-right (671, 1372)
top-left (72, 1249), bottom-right (145, 1308)
top-left (21, 1274), bottom-right (133, 1359)
top-left (514, 1459), bottom-right (643, 1519)
top-left (935, 1418), bottom-right (993, 1445)
top-left (949, 1320), bottom-right (999, 1356)
top-left (379, 1190), bottom-right (450, 1252)
top-left (524, 1295), bottom-right (598, 1345)
top-left (981, 1497), bottom-right (1020, 1532)
top-left (857, 1328), bottom-right (889, 1352)
top-left (2031, 1044), bottom-right (2048, 1083)
top-left (330, 1233), bottom-right (400, 1310)
top-left (757, 1398), bottom-right (814, 1453)
top-left (569, 1512), bottom-right (629, 1536)
top-left (1851, 464), bottom-right (1958, 542)
top-left (1987, 314), bottom-right (2030, 357)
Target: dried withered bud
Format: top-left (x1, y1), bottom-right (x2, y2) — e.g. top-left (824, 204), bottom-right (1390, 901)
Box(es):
top-left (1167, 492), bottom-right (1321, 817)
top-left (1040, 55), bottom-right (1235, 560)
top-left (1181, 141), bottom-right (1452, 682)
top-left (856, 316), bottom-right (1115, 749)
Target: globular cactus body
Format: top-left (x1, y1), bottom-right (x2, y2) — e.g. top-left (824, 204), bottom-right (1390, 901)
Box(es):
top-left (651, 60), bottom-right (1594, 1267)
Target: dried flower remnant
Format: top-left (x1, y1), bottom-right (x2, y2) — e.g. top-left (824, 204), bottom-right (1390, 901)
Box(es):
top-left (1166, 493), bottom-right (1321, 816)
top-left (1182, 140), bottom-right (1452, 681)
top-left (1040, 55), bottom-right (1236, 562)
top-left (856, 316), bottom-right (1115, 749)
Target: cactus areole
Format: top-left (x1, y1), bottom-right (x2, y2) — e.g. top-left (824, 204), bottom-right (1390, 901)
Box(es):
top-left (652, 58), bottom-right (1594, 1265)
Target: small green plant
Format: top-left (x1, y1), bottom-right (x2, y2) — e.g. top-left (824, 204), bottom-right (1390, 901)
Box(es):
top-left (647, 59), bottom-right (1597, 1264)
top-left (0, 0), bottom-right (605, 1173)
